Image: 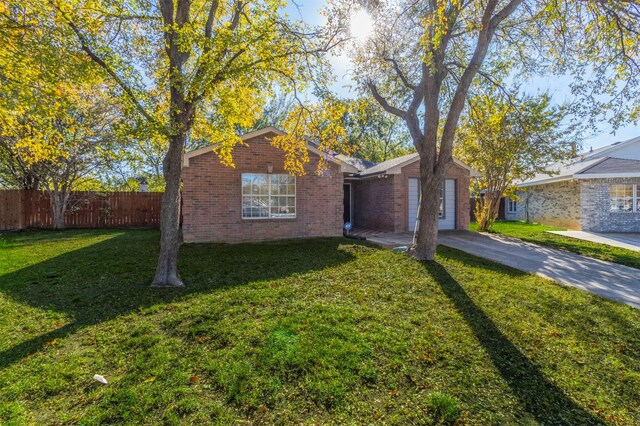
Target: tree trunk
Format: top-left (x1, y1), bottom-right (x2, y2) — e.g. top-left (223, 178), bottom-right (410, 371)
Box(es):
top-left (477, 190), bottom-right (502, 231)
top-left (52, 198), bottom-right (66, 229)
top-left (412, 161), bottom-right (444, 261)
top-left (49, 190), bottom-right (69, 230)
top-left (151, 133), bottom-right (186, 288)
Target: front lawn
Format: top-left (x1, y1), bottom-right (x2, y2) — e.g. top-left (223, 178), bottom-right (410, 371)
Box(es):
top-left (1, 230), bottom-right (639, 424)
top-left (472, 221), bottom-right (640, 269)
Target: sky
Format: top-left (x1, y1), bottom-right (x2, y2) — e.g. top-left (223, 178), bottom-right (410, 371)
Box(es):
top-left (284, 0), bottom-right (640, 151)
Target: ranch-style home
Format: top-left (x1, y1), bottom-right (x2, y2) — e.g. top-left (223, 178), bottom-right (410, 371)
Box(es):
top-left (507, 136), bottom-right (640, 232)
top-left (181, 127), bottom-right (474, 243)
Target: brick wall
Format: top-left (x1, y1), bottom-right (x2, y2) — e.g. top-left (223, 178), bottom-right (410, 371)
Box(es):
top-left (350, 176), bottom-right (396, 232)
top-left (580, 178), bottom-right (640, 232)
top-left (514, 180), bottom-right (581, 229)
top-left (350, 160), bottom-right (471, 232)
top-left (182, 134), bottom-right (344, 243)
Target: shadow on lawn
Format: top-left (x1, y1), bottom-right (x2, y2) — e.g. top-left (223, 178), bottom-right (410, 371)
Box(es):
top-left (422, 260), bottom-right (605, 425)
top-left (0, 230), bottom-right (354, 370)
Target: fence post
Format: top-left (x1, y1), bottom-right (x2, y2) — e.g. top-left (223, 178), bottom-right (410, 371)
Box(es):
top-left (20, 190), bottom-right (28, 229)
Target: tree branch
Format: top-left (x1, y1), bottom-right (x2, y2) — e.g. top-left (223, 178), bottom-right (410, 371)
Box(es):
top-left (439, 0), bottom-right (524, 169)
top-left (51, 3), bottom-right (160, 129)
top-left (367, 82), bottom-right (407, 118)
top-left (383, 56), bottom-right (416, 91)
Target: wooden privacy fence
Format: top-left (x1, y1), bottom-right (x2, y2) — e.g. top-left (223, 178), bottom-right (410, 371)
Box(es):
top-left (0, 190), bottom-right (163, 230)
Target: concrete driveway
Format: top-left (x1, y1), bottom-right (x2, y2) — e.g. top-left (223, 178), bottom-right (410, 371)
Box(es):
top-left (439, 231), bottom-right (640, 309)
top-left (547, 231), bottom-right (640, 252)
top-left (351, 228), bottom-right (640, 309)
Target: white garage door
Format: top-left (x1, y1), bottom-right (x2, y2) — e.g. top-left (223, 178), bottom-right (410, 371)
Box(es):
top-left (408, 178), bottom-right (456, 231)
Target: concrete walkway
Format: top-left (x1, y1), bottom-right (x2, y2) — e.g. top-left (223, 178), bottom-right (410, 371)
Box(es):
top-left (351, 229), bottom-right (640, 309)
top-left (547, 231), bottom-right (640, 252)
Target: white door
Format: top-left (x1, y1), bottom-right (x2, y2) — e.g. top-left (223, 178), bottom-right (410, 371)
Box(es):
top-left (408, 178), bottom-right (456, 231)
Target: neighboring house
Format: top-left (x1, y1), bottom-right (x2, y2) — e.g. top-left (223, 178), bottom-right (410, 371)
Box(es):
top-left (508, 136), bottom-right (640, 232)
top-left (181, 127), bottom-right (474, 243)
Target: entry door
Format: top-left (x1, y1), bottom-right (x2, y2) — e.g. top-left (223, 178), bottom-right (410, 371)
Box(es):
top-left (408, 179), bottom-right (456, 231)
top-left (343, 183), bottom-right (352, 224)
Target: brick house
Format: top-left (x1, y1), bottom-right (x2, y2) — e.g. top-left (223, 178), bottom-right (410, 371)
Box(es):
top-left (507, 136), bottom-right (640, 232)
top-left (342, 153), bottom-right (474, 233)
top-left (181, 127), bottom-right (474, 243)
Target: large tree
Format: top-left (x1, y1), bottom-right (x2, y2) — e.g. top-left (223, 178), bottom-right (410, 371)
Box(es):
top-left (343, 97), bottom-right (412, 163)
top-left (12, 0), bottom-right (331, 286)
top-left (4, 87), bottom-right (117, 229)
top-left (455, 91), bottom-right (576, 231)
top-left (1, 3), bottom-right (119, 227)
top-left (333, 0), bottom-right (640, 260)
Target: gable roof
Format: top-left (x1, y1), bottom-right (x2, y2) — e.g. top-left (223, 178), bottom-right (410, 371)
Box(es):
top-left (580, 135), bottom-right (640, 161)
top-left (334, 154), bottom-right (376, 172)
top-left (358, 152), bottom-right (479, 177)
top-left (574, 157), bottom-right (640, 179)
top-left (519, 136), bottom-right (640, 187)
top-left (182, 126), bottom-right (477, 177)
top-left (518, 157), bottom-right (607, 187)
top-left (182, 126), bottom-right (359, 173)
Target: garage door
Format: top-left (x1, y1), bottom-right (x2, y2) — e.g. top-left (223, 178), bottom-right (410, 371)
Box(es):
top-left (408, 178), bottom-right (456, 231)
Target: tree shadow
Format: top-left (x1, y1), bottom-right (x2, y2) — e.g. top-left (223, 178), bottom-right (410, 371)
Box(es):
top-left (421, 260), bottom-right (605, 425)
top-left (0, 230), bottom-right (355, 370)
top-left (437, 244), bottom-right (640, 339)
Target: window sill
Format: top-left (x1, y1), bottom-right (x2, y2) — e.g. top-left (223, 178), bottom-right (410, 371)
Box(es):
top-left (242, 217), bottom-right (297, 220)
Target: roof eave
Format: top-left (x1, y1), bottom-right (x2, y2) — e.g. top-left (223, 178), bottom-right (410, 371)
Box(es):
top-left (575, 172), bottom-right (640, 179)
top-left (517, 176), bottom-right (572, 187)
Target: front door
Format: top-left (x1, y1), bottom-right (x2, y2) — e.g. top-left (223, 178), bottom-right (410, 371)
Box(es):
top-left (343, 183), bottom-right (352, 224)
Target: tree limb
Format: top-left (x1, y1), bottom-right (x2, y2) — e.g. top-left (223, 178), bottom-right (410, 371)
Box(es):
top-left (367, 82), bottom-right (407, 118)
top-left (51, 3), bottom-right (160, 129)
top-left (384, 56), bottom-right (416, 90)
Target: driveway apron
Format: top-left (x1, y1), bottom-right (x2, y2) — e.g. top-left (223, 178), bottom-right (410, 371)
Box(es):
top-left (438, 231), bottom-right (640, 309)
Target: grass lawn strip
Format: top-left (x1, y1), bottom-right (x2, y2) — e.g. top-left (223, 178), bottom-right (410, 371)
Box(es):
top-left (473, 221), bottom-right (640, 269)
top-left (0, 229), bottom-right (638, 424)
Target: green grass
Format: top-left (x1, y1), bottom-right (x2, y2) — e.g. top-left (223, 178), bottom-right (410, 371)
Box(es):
top-left (1, 229), bottom-right (639, 424)
top-left (472, 221), bottom-right (640, 269)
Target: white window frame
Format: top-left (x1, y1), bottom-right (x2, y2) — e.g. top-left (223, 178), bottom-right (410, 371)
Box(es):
top-left (507, 198), bottom-right (517, 213)
top-left (609, 183), bottom-right (638, 213)
top-left (241, 173), bottom-right (296, 219)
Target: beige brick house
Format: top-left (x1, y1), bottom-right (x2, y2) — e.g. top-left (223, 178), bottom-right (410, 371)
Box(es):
top-left (508, 136), bottom-right (640, 232)
top-left (181, 127), bottom-right (473, 243)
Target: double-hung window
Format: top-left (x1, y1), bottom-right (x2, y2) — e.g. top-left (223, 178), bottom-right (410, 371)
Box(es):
top-left (242, 173), bottom-right (296, 219)
top-left (507, 198), bottom-right (517, 213)
top-left (610, 184), bottom-right (638, 212)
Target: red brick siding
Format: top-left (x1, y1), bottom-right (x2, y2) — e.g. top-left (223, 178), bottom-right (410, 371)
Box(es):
top-left (182, 135), bottom-right (344, 243)
top-left (350, 176), bottom-right (396, 232)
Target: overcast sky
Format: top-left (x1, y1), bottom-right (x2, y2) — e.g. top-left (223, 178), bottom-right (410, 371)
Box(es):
top-left (285, 0), bottom-right (640, 150)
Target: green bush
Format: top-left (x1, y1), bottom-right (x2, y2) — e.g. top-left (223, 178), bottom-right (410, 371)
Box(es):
top-left (426, 392), bottom-right (460, 425)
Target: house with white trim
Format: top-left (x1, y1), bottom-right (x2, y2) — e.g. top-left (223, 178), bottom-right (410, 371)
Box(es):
top-left (507, 136), bottom-right (640, 232)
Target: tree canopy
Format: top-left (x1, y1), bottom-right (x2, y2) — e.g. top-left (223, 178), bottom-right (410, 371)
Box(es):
top-left (8, 0), bottom-right (335, 286)
top-left (327, 0), bottom-right (640, 259)
top-left (455, 90), bottom-right (576, 230)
